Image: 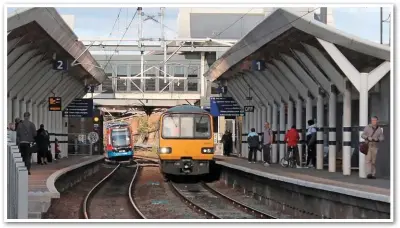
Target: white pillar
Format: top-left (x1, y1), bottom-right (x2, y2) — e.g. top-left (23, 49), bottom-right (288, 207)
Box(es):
top-left (316, 93), bottom-right (324, 170)
top-left (271, 103), bottom-right (278, 163)
top-left (261, 107), bottom-right (267, 128)
top-left (27, 101), bottom-right (32, 120)
top-left (7, 97), bottom-right (12, 124)
top-left (296, 98), bottom-right (303, 166)
top-left (244, 114), bottom-right (249, 158)
top-left (63, 117), bottom-right (69, 158)
top-left (38, 105), bottom-right (44, 126)
top-left (267, 104), bottom-right (272, 124)
top-left (359, 73), bottom-right (369, 178)
top-left (305, 95), bottom-right (313, 166)
top-left (13, 98), bottom-right (20, 120)
top-left (44, 106), bottom-right (49, 130)
top-left (261, 106), bottom-right (267, 161)
top-left (20, 99), bottom-right (26, 118)
top-left (287, 100), bottom-right (294, 130)
top-left (258, 108), bottom-right (262, 132)
top-left (200, 52), bottom-right (206, 97)
top-left (342, 81), bottom-right (352, 175)
top-left (51, 111), bottom-right (56, 156)
top-left (32, 103), bottom-right (37, 127)
top-left (279, 103), bottom-right (286, 161)
top-left (328, 86), bottom-right (337, 172)
top-left (257, 108), bottom-right (262, 161)
top-left (306, 95), bottom-right (313, 121)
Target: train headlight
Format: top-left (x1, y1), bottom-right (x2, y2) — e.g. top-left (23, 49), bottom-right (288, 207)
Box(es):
top-left (159, 147), bottom-right (172, 154)
top-left (201, 148), bottom-right (214, 154)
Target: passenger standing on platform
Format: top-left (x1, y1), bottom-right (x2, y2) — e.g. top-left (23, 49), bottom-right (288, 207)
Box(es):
top-left (16, 112), bottom-right (37, 175)
top-left (361, 116), bottom-right (384, 179)
top-left (221, 130), bottom-right (233, 156)
top-left (262, 122), bottom-right (272, 166)
top-left (306, 120), bottom-right (317, 168)
top-left (285, 125), bottom-right (301, 168)
top-left (247, 128), bottom-right (260, 164)
top-left (14, 118), bottom-right (21, 131)
top-left (36, 124), bottom-right (50, 165)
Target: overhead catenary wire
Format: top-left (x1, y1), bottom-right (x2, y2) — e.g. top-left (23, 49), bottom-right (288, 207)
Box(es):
top-left (102, 9), bottom-right (138, 75)
top-left (212, 8), bottom-right (254, 39)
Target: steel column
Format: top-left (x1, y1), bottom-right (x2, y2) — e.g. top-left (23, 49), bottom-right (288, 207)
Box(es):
top-left (328, 86), bottom-right (337, 172)
top-left (316, 93), bottom-right (324, 170)
top-left (296, 98), bottom-right (303, 166)
top-left (342, 81), bottom-right (352, 175)
top-left (287, 100), bottom-right (294, 130)
top-left (359, 73), bottom-right (369, 178)
top-left (267, 104), bottom-right (272, 124)
top-left (279, 103), bottom-right (286, 161)
top-left (271, 103), bottom-right (278, 163)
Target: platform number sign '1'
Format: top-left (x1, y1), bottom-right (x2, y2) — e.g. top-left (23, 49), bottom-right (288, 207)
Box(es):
top-left (252, 60), bottom-right (265, 71)
top-left (53, 60), bottom-right (68, 71)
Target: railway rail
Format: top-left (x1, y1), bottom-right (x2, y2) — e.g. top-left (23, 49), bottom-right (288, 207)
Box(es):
top-left (169, 182), bottom-right (277, 219)
top-left (82, 159), bottom-right (152, 219)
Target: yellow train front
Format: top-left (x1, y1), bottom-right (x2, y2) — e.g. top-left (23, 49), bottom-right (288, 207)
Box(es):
top-left (157, 105), bottom-right (214, 176)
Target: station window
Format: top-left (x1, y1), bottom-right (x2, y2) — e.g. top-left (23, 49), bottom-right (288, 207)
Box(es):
top-left (117, 65), bottom-right (128, 92)
top-left (158, 66), bottom-right (170, 92)
top-left (145, 66), bottom-right (156, 92)
top-left (130, 65), bottom-right (142, 91)
top-left (187, 66), bottom-right (198, 78)
top-left (187, 79), bottom-right (199, 92)
top-left (173, 79), bottom-right (185, 92)
top-left (174, 65), bottom-right (185, 77)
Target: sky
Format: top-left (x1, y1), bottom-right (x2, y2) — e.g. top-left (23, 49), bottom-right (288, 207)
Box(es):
top-left (7, 7), bottom-right (392, 45)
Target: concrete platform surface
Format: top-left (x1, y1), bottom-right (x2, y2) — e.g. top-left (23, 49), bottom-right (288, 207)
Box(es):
top-left (28, 155), bottom-right (100, 193)
top-left (27, 155), bottom-right (103, 219)
top-left (214, 156), bottom-right (390, 203)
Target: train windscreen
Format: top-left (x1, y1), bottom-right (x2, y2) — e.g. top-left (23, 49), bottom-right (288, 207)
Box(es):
top-left (162, 114), bottom-right (211, 139)
top-left (111, 128), bottom-right (131, 147)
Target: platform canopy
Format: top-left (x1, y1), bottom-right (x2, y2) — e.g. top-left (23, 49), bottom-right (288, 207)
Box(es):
top-left (7, 7), bottom-right (107, 109)
top-left (204, 8), bottom-right (390, 107)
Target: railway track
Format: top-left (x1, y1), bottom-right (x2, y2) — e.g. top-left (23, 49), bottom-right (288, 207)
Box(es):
top-left (169, 182), bottom-right (277, 219)
top-left (81, 160), bottom-right (147, 219)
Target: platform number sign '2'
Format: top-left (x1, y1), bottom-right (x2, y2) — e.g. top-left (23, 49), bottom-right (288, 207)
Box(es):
top-left (252, 60), bottom-right (265, 71)
top-left (53, 60), bottom-right (68, 71)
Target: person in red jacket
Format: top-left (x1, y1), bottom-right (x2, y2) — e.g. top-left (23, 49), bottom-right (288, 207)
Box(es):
top-left (284, 125), bottom-right (301, 168)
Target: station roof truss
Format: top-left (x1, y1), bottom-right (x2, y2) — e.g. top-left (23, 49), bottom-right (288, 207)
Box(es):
top-left (205, 8), bottom-right (390, 104)
top-left (7, 7), bottom-right (107, 86)
top-left (7, 7), bottom-right (109, 110)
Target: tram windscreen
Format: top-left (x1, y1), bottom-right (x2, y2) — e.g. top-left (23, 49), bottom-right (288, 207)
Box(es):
top-left (111, 128), bottom-right (131, 147)
top-left (162, 114), bottom-right (211, 139)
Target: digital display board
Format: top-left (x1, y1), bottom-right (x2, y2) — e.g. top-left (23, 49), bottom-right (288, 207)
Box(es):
top-left (49, 97), bottom-right (62, 111)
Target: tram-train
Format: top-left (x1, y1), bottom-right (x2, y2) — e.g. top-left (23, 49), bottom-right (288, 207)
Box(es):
top-left (157, 105), bottom-right (215, 177)
top-left (104, 122), bottom-right (134, 163)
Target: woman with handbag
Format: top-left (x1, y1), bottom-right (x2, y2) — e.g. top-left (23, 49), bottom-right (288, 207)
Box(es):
top-left (361, 116), bottom-right (384, 179)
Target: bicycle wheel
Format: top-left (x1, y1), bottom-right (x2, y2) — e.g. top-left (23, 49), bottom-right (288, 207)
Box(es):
top-left (280, 158), bottom-right (289, 167)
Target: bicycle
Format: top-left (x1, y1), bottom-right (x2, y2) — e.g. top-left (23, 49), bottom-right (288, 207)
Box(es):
top-left (280, 146), bottom-right (297, 168)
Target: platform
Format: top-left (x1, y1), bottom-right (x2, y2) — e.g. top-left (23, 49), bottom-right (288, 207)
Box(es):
top-left (28, 155), bottom-right (103, 219)
top-left (28, 155), bottom-right (97, 193)
top-left (214, 155), bottom-right (390, 203)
